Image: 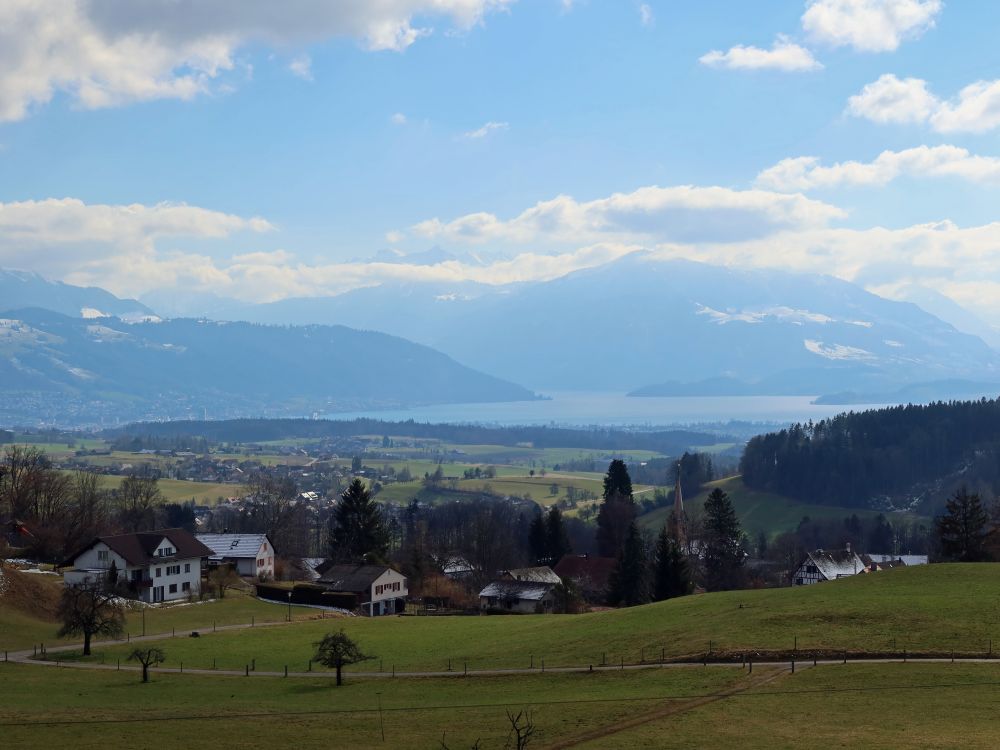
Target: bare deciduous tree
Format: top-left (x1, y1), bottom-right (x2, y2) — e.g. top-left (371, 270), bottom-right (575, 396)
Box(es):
top-left (57, 582), bottom-right (125, 656)
top-left (128, 647), bottom-right (165, 683)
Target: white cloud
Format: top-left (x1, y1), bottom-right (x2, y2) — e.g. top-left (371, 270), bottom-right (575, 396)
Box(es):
top-left (756, 145), bottom-right (1000, 191)
top-left (411, 185), bottom-right (845, 245)
top-left (390, 112), bottom-right (408, 125)
top-left (463, 121), bottom-right (509, 139)
top-left (700, 37), bottom-right (823, 72)
top-left (288, 54), bottom-right (313, 81)
top-left (930, 79), bottom-right (1000, 134)
top-left (802, 0), bottom-right (942, 52)
top-left (639, 4), bottom-right (654, 27)
top-left (848, 74), bottom-right (1000, 133)
top-left (648, 219), bottom-right (1000, 322)
top-left (847, 73), bottom-right (937, 124)
top-left (0, 197), bottom-right (272, 295)
top-left (0, 0), bottom-right (515, 121)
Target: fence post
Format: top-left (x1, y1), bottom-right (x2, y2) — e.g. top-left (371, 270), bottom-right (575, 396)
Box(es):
top-left (661, 647), bottom-right (665, 664)
top-left (245, 664), bottom-right (249, 676)
top-left (172, 627), bottom-right (175, 637)
top-left (213, 620), bottom-right (216, 632)
top-left (213, 658), bottom-right (216, 670)
top-left (621, 656), bottom-right (624, 671)
top-left (843, 650), bottom-right (847, 664)
top-left (447, 658), bottom-right (452, 672)
top-left (252, 616), bottom-right (254, 628)
top-left (541, 659), bottom-right (545, 673)
top-left (464, 661), bottom-right (467, 675)
top-left (791, 659), bottom-right (795, 674)
top-left (392, 664), bottom-right (395, 677)
top-left (285, 665), bottom-right (288, 677)
top-left (180, 662), bottom-right (183, 673)
top-left (252, 658), bottom-right (255, 671)
top-left (117, 658), bottom-right (120, 671)
top-left (748, 657), bottom-right (752, 674)
top-left (530, 654), bottom-right (533, 669)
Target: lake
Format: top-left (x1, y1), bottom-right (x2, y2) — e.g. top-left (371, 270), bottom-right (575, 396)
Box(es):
top-left (325, 392), bottom-right (888, 429)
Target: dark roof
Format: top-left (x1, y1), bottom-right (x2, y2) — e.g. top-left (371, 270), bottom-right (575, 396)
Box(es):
top-left (318, 564), bottom-right (399, 594)
top-left (63, 528), bottom-right (213, 568)
top-left (553, 555), bottom-right (616, 588)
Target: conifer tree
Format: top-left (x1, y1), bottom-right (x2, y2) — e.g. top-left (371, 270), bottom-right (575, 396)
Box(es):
top-left (607, 521), bottom-right (648, 607)
top-left (936, 487), bottom-right (991, 562)
top-left (528, 510), bottom-right (548, 564)
top-left (328, 478), bottom-right (389, 563)
top-left (545, 506), bottom-right (572, 565)
top-left (597, 460), bottom-right (636, 557)
top-left (702, 488), bottom-right (745, 591)
top-left (653, 526), bottom-right (691, 601)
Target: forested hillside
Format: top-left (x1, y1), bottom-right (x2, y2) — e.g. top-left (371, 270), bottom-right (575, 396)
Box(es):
top-left (740, 398), bottom-right (1000, 509)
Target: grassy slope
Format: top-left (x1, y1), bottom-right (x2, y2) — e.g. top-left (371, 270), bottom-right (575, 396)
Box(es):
top-left (587, 663), bottom-right (1000, 750)
top-left (68, 565), bottom-right (1000, 673)
top-left (639, 476), bottom-right (917, 536)
top-left (0, 573), bottom-right (323, 651)
top-left (0, 662), bottom-right (744, 750)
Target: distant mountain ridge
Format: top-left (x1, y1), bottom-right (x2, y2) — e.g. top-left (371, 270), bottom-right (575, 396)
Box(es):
top-left (0, 307), bottom-right (536, 425)
top-left (0, 269), bottom-right (154, 320)
top-left (211, 254), bottom-right (1000, 395)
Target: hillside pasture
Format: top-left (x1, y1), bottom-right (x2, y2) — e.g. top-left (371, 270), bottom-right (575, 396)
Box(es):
top-left (67, 565), bottom-right (1000, 674)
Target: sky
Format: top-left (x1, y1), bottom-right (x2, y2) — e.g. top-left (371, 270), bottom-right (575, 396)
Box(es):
top-left (3, 1), bottom-right (1000, 320)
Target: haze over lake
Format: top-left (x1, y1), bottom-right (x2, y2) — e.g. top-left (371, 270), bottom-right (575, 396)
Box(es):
top-left (326, 393), bottom-right (888, 428)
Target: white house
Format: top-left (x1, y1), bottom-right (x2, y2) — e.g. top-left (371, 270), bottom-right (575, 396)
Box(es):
top-left (62, 528), bottom-right (212, 603)
top-left (792, 548), bottom-right (866, 586)
top-left (196, 533), bottom-right (275, 580)
top-left (317, 563), bottom-right (408, 616)
top-left (479, 580), bottom-right (557, 614)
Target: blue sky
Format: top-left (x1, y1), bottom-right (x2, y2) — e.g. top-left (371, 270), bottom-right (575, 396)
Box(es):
top-left (3, 1), bottom-right (1000, 320)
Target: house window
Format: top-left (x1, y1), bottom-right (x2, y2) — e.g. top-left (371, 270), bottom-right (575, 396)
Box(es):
top-left (155, 567), bottom-right (162, 577)
top-left (97, 550), bottom-right (109, 562)
top-left (806, 565), bottom-right (818, 574)
top-left (166, 565), bottom-right (180, 575)
top-left (182, 582), bottom-right (190, 592)
top-left (258, 558), bottom-right (264, 567)
top-left (184, 563), bottom-right (190, 573)
top-left (169, 584), bottom-right (177, 594)
top-left (795, 578), bottom-right (804, 586)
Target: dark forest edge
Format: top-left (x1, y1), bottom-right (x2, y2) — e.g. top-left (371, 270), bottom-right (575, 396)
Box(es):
top-left (110, 418), bottom-right (730, 455)
top-left (741, 397), bottom-right (1000, 513)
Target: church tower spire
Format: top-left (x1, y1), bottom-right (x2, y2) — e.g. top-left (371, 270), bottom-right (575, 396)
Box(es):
top-left (668, 461), bottom-right (686, 547)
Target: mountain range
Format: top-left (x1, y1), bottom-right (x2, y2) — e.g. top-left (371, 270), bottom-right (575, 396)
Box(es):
top-left (4, 255), bottom-right (1000, 427)
top-left (0, 306), bottom-right (535, 425)
top-left (194, 253), bottom-right (1000, 396)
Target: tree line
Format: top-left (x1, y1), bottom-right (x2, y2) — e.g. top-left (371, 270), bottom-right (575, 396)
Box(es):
top-left (741, 398), bottom-right (1000, 508)
top-left (114, 417), bottom-right (722, 455)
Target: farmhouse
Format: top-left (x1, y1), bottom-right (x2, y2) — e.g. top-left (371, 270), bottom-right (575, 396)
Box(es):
top-left (865, 553), bottom-right (929, 568)
top-left (502, 566), bottom-right (561, 584)
top-left (479, 580), bottom-right (557, 614)
top-left (62, 528), bottom-right (211, 603)
top-left (196, 533), bottom-right (275, 580)
top-left (792, 548), bottom-right (866, 586)
top-left (317, 563), bottom-right (407, 616)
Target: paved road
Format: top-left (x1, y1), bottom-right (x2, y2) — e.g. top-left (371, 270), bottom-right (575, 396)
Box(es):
top-left (5, 623), bottom-right (998, 680)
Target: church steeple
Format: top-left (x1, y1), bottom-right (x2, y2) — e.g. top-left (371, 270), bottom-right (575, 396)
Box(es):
top-left (668, 460), bottom-right (686, 546)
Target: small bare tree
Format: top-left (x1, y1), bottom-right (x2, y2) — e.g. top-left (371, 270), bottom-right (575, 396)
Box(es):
top-left (505, 709), bottom-right (535, 750)
top-left (128, 647), bottom-right (165, 683)
top-left (313, 630), bottom-right (374, 686)
top-left (208, 565), bottom-right (242, 599)
top-left (56, 582), bottom-right (125, 656)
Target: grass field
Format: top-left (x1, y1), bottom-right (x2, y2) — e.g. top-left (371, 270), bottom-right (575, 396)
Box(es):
top-left (0, 577), bottom-right (323, 652)
top-left (0, 662), bottom-right (747, 749)
top-left (584, 663), bottom-right (1000, 749)
top-left (3, 659), bottom-right (999, 749)
top-left (63, 565), bottom-right (1000, 675)
top-left (639, 476), bottom-right (922, 537)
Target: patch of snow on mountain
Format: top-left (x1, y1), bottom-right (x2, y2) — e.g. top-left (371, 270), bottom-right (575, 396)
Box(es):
top-left (804, 339), bottom-right (875, 361)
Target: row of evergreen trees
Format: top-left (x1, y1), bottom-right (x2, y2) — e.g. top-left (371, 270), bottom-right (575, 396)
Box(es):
top-left (741, 398), bottom-right (1000, 507)
top-left (596, 460), bottom-right (747, 607)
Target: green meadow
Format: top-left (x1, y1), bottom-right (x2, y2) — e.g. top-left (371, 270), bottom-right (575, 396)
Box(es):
top-left (57, 565), bottom-right (1000, 674)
